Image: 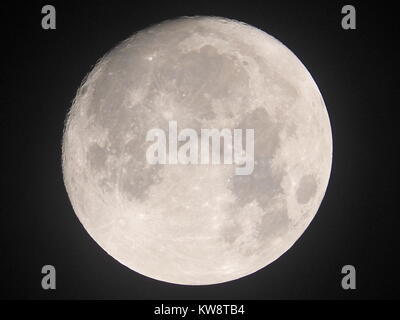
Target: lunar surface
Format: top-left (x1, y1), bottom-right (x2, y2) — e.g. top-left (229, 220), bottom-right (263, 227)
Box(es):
top-left (62, 16), bottom-right (332, 285)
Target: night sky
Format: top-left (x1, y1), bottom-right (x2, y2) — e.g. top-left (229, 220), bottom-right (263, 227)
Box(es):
top-left (2, 0), bottom-right (397, 299)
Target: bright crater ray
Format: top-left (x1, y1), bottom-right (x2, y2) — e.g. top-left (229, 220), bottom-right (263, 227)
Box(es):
top-left (62, 16), bottom-right (332, 285)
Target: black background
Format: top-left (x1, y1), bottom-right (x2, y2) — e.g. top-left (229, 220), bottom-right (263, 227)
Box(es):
top-left (1, 0), bottom-right (397, 300)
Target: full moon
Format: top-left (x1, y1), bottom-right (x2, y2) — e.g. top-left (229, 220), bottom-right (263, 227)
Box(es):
top-left (62, 16), bottom-right (332, 285)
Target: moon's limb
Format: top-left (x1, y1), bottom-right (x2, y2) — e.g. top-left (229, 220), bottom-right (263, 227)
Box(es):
top-left (62, 16), bottom-right (332, 285)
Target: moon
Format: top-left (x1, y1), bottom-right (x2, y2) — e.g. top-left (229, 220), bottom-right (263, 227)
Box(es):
top-left (62, 16), bottom-right (332, 285)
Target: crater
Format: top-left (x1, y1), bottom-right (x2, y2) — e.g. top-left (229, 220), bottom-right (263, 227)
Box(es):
top-left (86, 143), bottom-right (118, 193)
top-left (87, 144), bottom-right (107, 172)
top-left (80, 84), bottom-right (88, 96)
top-left (119, 133), bottom-right (163, 201)
top-left (257, 206), bottom-right (289, 242)
top-left (221, 222), bottom-right (242, 244)
top-left (296, 174), bottom-right (318, 204)
top-left (119, 162), bottom-right (162, 201)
